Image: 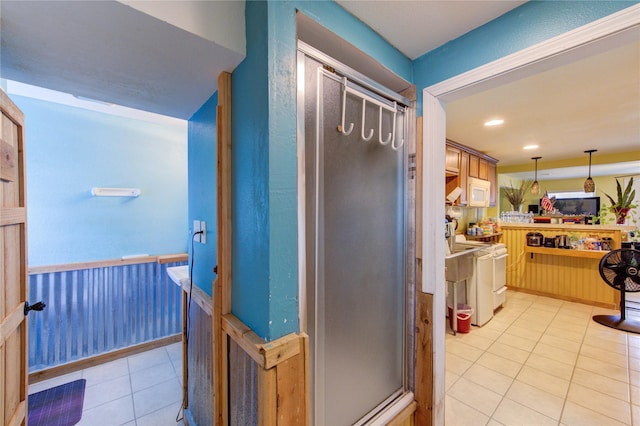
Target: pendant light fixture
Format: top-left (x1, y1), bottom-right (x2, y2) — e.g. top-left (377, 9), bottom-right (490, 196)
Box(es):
top-left (583, 149), bottom-right (597, 192)
top-left (531, 156), bottom-right (541, 195)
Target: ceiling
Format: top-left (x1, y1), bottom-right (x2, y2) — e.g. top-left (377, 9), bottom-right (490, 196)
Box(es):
top-left (335, 0), bottom-right (526, 60)
top-left (0, 0), bottom-right (527, 119)
top-left (1, 1), bottom-right (638, 175)
top-left (446, 40), bottom-right (640, 171)
top-left (337, 2), bottom-right (640, 178)
top-left (0, 1), bottom-right (245, 119)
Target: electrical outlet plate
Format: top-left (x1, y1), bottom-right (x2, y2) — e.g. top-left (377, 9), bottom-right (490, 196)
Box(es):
top-left (193, 220), bottom-right (206, 244)
top-left (193, 220), bottom-right (201, 243)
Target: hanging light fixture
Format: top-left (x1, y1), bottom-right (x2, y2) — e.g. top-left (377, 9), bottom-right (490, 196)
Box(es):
top-left (583, 149), bottom-right (597, 192)
top-left (531, 156), bottom-right (541, 194)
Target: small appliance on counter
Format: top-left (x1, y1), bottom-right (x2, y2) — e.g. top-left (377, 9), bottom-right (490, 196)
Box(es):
top-left (556, 234), bottom-right (570, 249)
top-left (544, 237), bottom-right (556, 248)
top-left (526, 232), bottom-right (543, 246)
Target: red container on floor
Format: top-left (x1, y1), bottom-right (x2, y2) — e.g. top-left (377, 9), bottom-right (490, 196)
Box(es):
top-left (448, 304), bottom-right (473, 333)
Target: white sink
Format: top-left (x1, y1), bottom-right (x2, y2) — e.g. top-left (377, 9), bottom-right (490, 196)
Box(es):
top-left (167, 265), bottom-right (189, 287)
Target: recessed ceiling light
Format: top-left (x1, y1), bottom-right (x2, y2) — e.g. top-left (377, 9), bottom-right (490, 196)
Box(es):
top-left (484, 119), bottom-right (504, 127)
top-left (523, 144), bottom-right (539, 150)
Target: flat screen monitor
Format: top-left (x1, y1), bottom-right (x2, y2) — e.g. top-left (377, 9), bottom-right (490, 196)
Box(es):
top-left (540, 196), bottom-right (600, 216)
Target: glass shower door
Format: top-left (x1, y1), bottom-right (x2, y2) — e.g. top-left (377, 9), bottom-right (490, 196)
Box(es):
top-left (302, 53), bottom-right (408, 425)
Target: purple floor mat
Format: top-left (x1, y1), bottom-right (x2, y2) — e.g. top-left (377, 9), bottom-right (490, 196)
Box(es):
top-left (28, 379), bottom-right (86, 426)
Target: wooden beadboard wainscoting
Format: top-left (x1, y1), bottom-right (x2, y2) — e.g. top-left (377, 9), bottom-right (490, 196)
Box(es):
top-left (500, 224), bottom-right (633, 308)
top-left (27, 254), bottom-right (187, 383)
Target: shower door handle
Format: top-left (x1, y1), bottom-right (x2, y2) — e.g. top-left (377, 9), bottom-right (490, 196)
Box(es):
top-left (24, 301), bottom-right (47, 316)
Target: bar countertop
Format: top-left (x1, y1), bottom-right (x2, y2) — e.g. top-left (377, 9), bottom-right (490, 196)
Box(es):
top-left (499, 223), bottom-right (635, 232)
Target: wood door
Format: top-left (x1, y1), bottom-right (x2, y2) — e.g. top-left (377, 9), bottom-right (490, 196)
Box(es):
top-left (1, 90), bottom-right (28, 426)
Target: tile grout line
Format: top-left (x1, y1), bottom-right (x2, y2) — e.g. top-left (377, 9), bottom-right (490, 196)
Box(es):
top-left (446, 295), bottom-right (538, 422)
top-left (625, 335), bottom-right (636, 425)
top-left (532, 302), bottom-right (633, 425)
top-left (446, 295), bottom-right (615, 424)
top-left (486, 296), bottom-right (562, 423)
top-left (555, 301), bottom-right (592, 426)
top-left (126, 353), bottom-right (139, 426)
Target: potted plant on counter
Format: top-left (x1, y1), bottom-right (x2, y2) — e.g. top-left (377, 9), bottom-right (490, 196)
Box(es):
top-left (503, 180), bottom-right (532, 212)
top-left (604, 177), bottom-right (636, 225)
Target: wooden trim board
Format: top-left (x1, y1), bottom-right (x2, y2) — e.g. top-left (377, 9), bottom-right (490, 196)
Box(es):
top-left (414, 291), bottom-right (433, 425)
top-left (0, 207), bottom-right (26, 227)
top-left (182, 281), bottom-right (213, 316)
top-left (28, 253), bottom-right (188, 274)
top-left (387, 401), bottom-right (417, 426)
top-left (214, 71), bottom-right (233, 426)
top-left (157, 253), bottom-right (189, 264)
top-left (222, 314), bottom-right (301, 370)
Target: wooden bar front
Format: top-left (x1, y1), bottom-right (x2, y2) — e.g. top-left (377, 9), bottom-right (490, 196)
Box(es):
top-left (500, 223), bottom-right (634, 308)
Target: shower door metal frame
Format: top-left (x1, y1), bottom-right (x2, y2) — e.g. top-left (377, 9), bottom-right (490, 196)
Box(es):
top-left (296, 42), bottom-right (416, 426)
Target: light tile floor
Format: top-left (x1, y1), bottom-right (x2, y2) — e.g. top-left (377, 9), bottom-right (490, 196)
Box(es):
top-left (27, 292), bottom-right (640, 426)
top-left (28, 342), bottom-right (184, 426)
top-left (446, 290), bottom-right (640, 426)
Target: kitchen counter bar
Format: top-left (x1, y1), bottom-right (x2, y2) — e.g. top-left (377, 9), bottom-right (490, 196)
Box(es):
top-left (499, 223), bottom-right (634, 308)
top-left (500, 223), bottom-right (635, 232)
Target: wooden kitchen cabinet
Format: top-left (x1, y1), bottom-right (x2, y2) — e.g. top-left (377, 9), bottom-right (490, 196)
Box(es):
top-left (488, 162), bottom-right (497, 206)
top-left (459, 151), bottom-right (469, 205)
top-left (445, 145), bottom-right (461, 176)
top-left (479, 158), bottom-right (489, 180)
top-left (468, 154), bottom-right (479, 178)
top-left (445, 139), bottom-right (498, 206)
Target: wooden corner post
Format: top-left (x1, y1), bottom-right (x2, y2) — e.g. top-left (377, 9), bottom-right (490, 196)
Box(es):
top-left (215, 71), bottom-right (233, 426)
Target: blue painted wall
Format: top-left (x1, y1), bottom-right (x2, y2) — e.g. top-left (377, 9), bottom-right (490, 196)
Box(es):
top-left (188, 92), bottom-right (219, 296)
top-left (230, 0), bottom-right (637, 340)
top-left (230, 0), bottom-right (411, 341)
top-left (231, 0), bottom-right (272, 339)
top-left (413, 1), bottom-right (637, 116)
top-left (14, 95), bottom-right (188, 266)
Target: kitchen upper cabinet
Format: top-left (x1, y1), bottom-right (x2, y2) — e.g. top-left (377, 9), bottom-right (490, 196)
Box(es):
top-left (468, 155), bottom-right (479, 178)
top-left (446, 139), bottom-right (498, 206)
top-left (459, 151), bottom-right (469, 205)
top-left (479, 159), bottom-right (489, 180)
top-left (488, 162), bottom-right (497, 206)
top-left (445, 145), bottom-right (461, 176)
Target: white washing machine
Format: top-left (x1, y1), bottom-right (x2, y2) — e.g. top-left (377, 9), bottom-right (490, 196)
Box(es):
top-left (460, 240), bottom-right (508, 326)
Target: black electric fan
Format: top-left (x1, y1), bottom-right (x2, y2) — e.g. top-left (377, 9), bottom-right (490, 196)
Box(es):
top-left (592, 248), bottom-right (640, 334)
